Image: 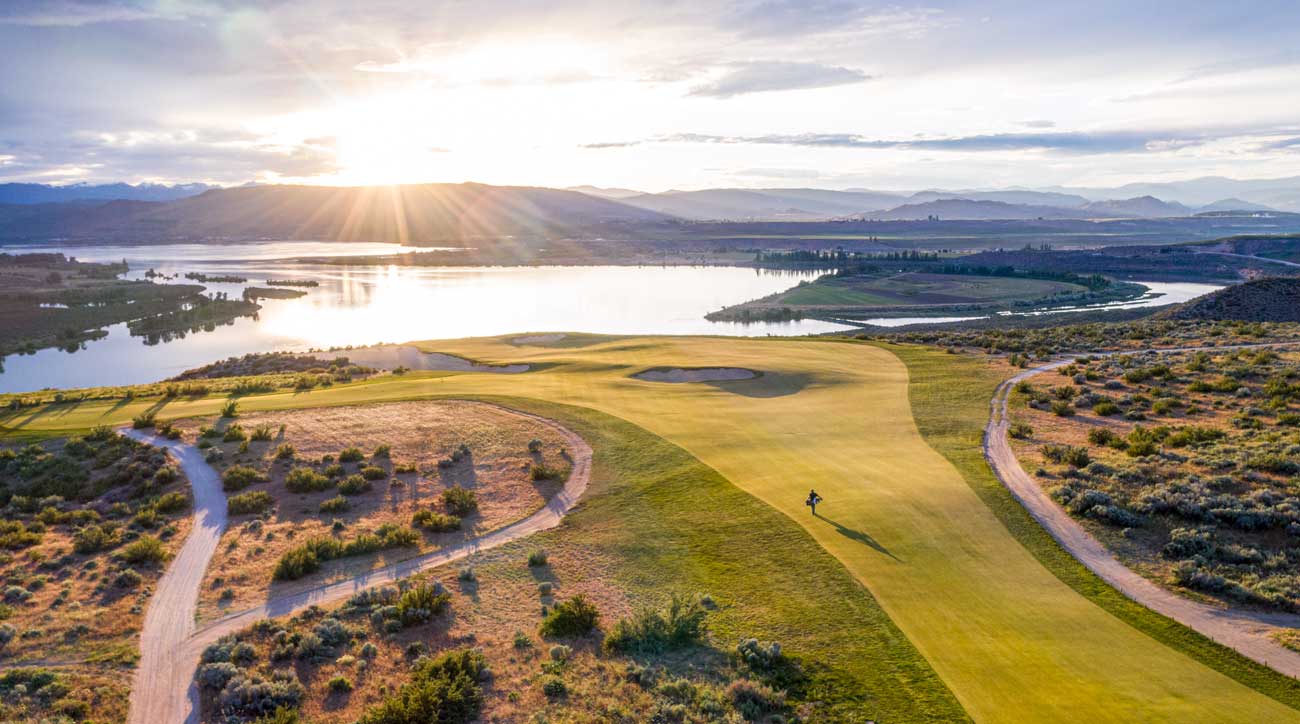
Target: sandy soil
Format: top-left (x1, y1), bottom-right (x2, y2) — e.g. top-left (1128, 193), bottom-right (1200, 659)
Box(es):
top-left (633, 367), bottom-right (757, 383)
top-left (171, 400), bottom-right (570, 620)
top-left (125, 405), bottom-right (591, 724)
top-left (984, 350), bottom-right (1300, 678)
top-left (317, 344), bottom-right (528, 373)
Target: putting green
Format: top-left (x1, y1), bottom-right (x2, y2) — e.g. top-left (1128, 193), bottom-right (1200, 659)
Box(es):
top-left (6, 336), bottom-right (1298, 723)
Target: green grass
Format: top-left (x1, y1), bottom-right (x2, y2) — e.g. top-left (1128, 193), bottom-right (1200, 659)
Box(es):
top-left (5, 334), bottom-right (1300, 723)
top-left (475, 396), bottom-right (970, 722)
top-left (777, 272), bottom-right (1083, 306)
top-left (886, 342), bottom-right (1300, 711)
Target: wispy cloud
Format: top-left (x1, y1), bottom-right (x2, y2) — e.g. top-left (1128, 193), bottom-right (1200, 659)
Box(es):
top-left (0, 0), bottom-right (208, 27)
top-left (689, 61), bottom-right (871, 98)
top-left (583, 128), bottom-right (1295, 155)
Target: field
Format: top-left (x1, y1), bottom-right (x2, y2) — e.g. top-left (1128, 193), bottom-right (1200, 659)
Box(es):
top-left (0, 429), bottom-right (194, 722)
top-left (777, 271), bottom-right (1085, 306)
top-left (173, 400), bottom-right (572, 620)
top-left (6, 336), bottom-right (1300, 722)
top-left (1007, 348), bottom-right (1300, 612)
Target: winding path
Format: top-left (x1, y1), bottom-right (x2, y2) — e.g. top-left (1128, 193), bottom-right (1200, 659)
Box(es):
top-left (124, 405), bottom-right (592, 724)
top-left (1194, 250), bottom-right (1300, 269)
top-left (984, 348), bottom-right (1300, 678)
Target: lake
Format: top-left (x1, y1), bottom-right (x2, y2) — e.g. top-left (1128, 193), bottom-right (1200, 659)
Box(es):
top-left (0, 241), bottom-right (849, 392)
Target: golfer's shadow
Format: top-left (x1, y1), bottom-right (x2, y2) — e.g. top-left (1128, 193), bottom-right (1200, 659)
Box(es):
top-left (816, 513), bottom-right (902, 562)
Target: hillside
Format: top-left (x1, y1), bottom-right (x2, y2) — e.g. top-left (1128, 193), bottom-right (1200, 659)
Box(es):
top-left (619, 187), bottom-right (905, 220)
top-left (1165, 277), bottom-right (1300, 321)
top-left (0, 182), bottom-right (214, 204)
top-left (0, 183), bottom-right (674, 243)
top-left (1082, 195), bottom-right (1190, 218)
top-left (862, 198), bottom-right (1091, 221)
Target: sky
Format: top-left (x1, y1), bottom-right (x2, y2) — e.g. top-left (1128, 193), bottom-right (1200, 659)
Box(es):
top-left (1, 0), bottom-right (1299, 192)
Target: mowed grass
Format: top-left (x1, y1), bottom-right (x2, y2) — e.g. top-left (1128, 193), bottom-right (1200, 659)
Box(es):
top-left (5, 335), bottom-right (1300, 723)
top-left (777, 272), bottom-right (1082, 306)
top-left (453, 397), bottom-right (970, 722)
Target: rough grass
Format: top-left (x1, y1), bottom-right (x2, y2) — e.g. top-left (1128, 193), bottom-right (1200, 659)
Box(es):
top-left (884, 341), bottom-right (1300, 711)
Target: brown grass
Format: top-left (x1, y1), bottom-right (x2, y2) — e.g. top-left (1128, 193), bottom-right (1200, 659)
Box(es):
top-left (172, 401), bottom-right (572, 622)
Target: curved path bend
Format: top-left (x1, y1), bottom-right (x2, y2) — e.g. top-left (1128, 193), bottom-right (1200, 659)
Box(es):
top-left (124, 405), bottom-right (592, 724)
top-left (984, 347), bottom-right (1300, 678)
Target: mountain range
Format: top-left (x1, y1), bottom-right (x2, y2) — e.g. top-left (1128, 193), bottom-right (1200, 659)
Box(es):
top-left (0, 177), bottom-right (1297, 245)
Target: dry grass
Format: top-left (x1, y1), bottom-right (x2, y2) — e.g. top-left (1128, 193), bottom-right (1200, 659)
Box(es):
top-left (1009, 348), bottom-right (1300, 610)
top-left (0, 663), bottom-right (133, 723)
top-left (0, 438), bottom-right (192, 666)
top-left (171, 401), bottom-right (572, 621)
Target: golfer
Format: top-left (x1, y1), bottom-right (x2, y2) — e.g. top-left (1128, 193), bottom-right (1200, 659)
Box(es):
top-left (806, 489), bottom-right (823, 515)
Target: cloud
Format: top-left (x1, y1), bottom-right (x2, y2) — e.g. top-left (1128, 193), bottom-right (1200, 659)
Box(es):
top-left (1020, 120), bottom-right (1056, 129)
top-left (580, 129), bottom-right (1284, 155)
top-left (724, 1), bottom-right (944, 40)
top-left (580, 140), bottom-right (642, 149)
top-left (0, 0), bottom-right (210, 27)
top-left (689, 61), bottom-right (871, 98)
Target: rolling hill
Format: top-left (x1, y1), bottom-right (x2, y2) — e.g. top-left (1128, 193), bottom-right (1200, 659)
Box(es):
top-left (1165, 277), bottom-right (1300, 322)
top-left (0, 183), bottom-right (675, 243)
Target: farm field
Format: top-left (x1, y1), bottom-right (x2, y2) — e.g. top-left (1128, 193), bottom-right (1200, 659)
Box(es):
top-left (4, 335), bottom-right (1300, 722)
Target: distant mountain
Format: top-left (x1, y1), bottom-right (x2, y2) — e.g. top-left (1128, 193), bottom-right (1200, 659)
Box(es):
top-left (618, 187), bottom-right (906, 220)
top-left (1196, 198), bottom-right (1278, 213)
top-left (1081, 196), bottom-right (1190, 218)
top-left (1165, 278), bottom-right (1300, 322)
top-left (0, 183), bottom-right (675, 243)
top-left (1044, 176), bottom-right (1300, 212)
top-left (566, 185), bottom-right (645, 199)
top-left (906, 189), bottom-right (1091, 207)
top-left (0, 182), bottom-right (216, 204)
top-left (861, 198), bottom-right (1091, 221)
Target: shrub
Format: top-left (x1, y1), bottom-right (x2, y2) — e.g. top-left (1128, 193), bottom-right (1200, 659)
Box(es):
top-left (338, 474), bottom-right (372, 495)
top-left (1008, 422), bottom-right (1033, 439)
top-left (727, 679), bottom-right (786, 721)
top-left (285, 467), bottom-right (332, 493)
top-left (603, 593), bottom-right (708, 654)
top-left (338, 447), bottom-right (364, 463)
top-left (1041, 444), bottom-right (1090, 468)
top-left (1050, 400), bottom-right (1074, 417)
top-left (527, 439), bottom-right (543, 453)
top-left (228, 491), bottom-right (275, 515)
top-left (412, 510), bottom-right (461, 532)
top-left (222, 466), bottom-right (267, 492)
top-left (114, 568), bottom-right (143, 587)
top-left (443, 486), bottom-right (477, 516)
top-left (372, 444), bottom-right (391, 458)
top-left (395, 583), bottom-right (451, 626)
top-left (359, 466), bottom-right (387, 481)
top-left (319, 495), bottom-right (350, 514)
top-left (530, 463), bottom-right (566, 481)
top-left (222, 425), bottom-right (247, 443)
top-left (1092, 401), bottom-right (1120, 416)
top-left (121, 535), bottom-right (166, 565)
top-left (154, 491), bottom-right (188, 514)
top-left (274, 546), bottom-right (321, 580)
top-left (328, 675), bottom-right (353, 693)
top-left (251, 425), bottom-right (275, 442)
top-left (539, 594), bottom-right (600, 638)
top-left (527, 550), bottom-right (548, 567)
top-left (542, 677), bottom-right (567, 699)
top-left (1086, 428), bottom-right (1120, 447)
top-left (220, 400), bottom-right (239, 418)
top-left (72, 524), bottom-right (120, 554)
top-left (354, 648), bottom-right (487, 724)
top-left (131, 411), bottom-right (157, 429)
top-left (274, 444), bottom-right (295, 460)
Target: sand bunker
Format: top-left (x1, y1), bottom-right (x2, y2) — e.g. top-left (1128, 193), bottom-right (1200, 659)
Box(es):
top-left (633, 367), bottom-right (757, 383)
top-left (324, 345), bottom-right (529, 373)
top-left (512, 333), bottom-right (567, 345)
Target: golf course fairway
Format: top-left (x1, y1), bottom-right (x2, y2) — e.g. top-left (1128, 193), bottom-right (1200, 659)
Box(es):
top-left (6, 335), bottom-right (1299, 723)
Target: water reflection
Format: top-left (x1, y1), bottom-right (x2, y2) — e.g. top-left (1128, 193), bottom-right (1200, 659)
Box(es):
top-left (0, 242), bottom-right (849, 392)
